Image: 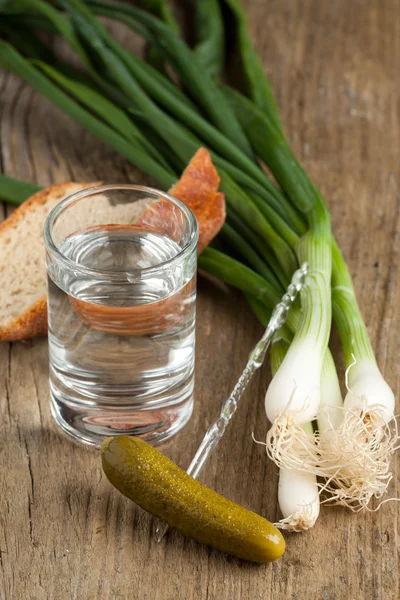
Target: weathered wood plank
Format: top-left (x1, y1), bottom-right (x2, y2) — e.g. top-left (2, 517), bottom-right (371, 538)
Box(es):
top-left (0, 1), bottom-right (398, 598)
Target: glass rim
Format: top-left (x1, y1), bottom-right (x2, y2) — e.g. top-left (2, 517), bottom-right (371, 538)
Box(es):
top-left (44, 183), bottom-right (199, 279)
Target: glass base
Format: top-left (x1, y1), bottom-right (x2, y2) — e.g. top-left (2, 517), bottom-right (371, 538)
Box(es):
top-left (50, 392), bottom-right (193, 447)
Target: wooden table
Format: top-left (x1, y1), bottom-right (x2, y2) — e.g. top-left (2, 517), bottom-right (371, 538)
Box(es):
top-left (0, 1), bottom-right (399, 598)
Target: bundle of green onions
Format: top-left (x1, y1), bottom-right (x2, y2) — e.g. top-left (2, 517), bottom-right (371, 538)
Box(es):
top-left (0, 0), bottom-right (397, 530)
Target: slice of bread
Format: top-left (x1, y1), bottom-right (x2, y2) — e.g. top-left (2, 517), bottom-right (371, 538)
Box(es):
top-left (0, 182), bottom-right (99, 342)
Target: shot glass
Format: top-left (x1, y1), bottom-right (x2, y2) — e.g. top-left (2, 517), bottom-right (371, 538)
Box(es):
top-left (44, 184), bottom-right (198, 446)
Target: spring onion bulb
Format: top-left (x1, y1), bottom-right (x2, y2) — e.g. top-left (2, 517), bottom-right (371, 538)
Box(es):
top-left (270, 334), bottom-right (320, 531)
top-left (317, 244), bottom-right (398, 510)
top-left (278, 469), bottom-right (320, 532)
top-left (269, 329), bottom-right (348, 530)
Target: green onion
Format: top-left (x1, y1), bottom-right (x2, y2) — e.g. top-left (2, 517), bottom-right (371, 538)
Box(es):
top-left (326, 242), bottom-right (397, 509)
top-left (270, 328), bottom-right (320, 531)
top-left (0, 23), bottom-right (297, 287)
top-left (221, 0), bottom-right (282, 129)
top-left (80, 2), bottom-right (190, 105)
top-left (84, 0), bottom-right (306, 235)
top-left (134, 123), bottom-right (185, 175)
top-left (221, 89), bottom-right (333, 482)
top-left (1, 10), bottom-right (143, 110)
top-left (0, 22), bottom-right (56, 62)
top-left (217, 171), bottom-right (298, 282)
top-left (225, 7), bottom-right (397, 510)
top-left (88, 1), bottom-right (306, 233)
top-left (133, 0), bottom-right (179, 31)
top-left (56, 0), bottom-right (208, 166)
top-left (219, 224), bottom-right (282, 290)
top-left (13, 2), bottom-right (298, 286)
top-left (222, 89), bottom-right (384, 377)
top-left (56, 1), bottom-right (265, 181)
top-left (1, 0), bottom-right (88, 61)
top-left (192, 0), bottom-right (225, 78)
top-left (132, 0), bottom-right (179, 74)
top-left (226, 211), bottom-right (289, 290)
top-left (331, 242), bottom-right (375, 366)
top-left (81, 0), bottom-right (306, 233)
top-left (198, 248), bottom-right (302, 332)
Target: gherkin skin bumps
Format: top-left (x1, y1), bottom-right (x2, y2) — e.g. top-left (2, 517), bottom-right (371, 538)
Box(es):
top-left (101, 436), bottom-right (285, 563)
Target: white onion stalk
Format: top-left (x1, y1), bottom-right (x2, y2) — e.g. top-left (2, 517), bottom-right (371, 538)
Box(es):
top-left (269, 332), bottom-right (322, 531)
top-left (266, 338), bottom-right (322, 425)
top-left (250, 296), bottom-right (343, 530)
top-left (318, 243), bottom-right (399, 510)
top-left (269, 329), bottom-right (345, 530)
top-left (265, 228), bottom-right (332, 475)
top-left (238, 125), bottom-right (335, 488)
top-left (314, 348), bottom-right (345, 475)
top-left (249, 262), bottom-right (346, 529)
top-left (265, 339), bottom-right (323, 474)
top-left (317, 348), bottom-right (344, 434)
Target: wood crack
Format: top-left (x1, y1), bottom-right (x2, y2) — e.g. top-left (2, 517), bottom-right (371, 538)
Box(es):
top-left (24, 437), bottom-right (35, 503)
top-left (30, 359), bottom-right (44, 429)
top-left (27, 492), bottom-right (33, 546)
top-left (65, 493), bottom-right (73, 517)
top-left (4, 345), bottom-right (12, 421)
top-left (16, 425), bottom-right (35, 546)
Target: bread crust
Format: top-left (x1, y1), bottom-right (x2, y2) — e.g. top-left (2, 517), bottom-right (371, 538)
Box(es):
top-left (0, 297), bottom-right (48, 342)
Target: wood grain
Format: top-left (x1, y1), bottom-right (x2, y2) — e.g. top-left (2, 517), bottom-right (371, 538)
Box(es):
top-left (0, 1), bottom-right (399, 598)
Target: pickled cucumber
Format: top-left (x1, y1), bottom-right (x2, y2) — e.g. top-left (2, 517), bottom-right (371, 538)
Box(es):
top-left (101, 436), bottom-right (285, 563)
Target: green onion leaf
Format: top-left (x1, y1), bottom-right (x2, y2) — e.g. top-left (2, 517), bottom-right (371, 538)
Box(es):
top-left (220, 223), bottom-right (282, 290)
top-left (130, 0), bottom-right (179, 74)
top-left (0, 175), bottom-right (41, 206)
top-left (1, 0), bottom-right (88, 62)
top-left (218, 171), bottom-right (298, 282)
top-left (221, 0), bottom-right (282, 129)
top-left (192, 0), bottom-right (225, 78)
